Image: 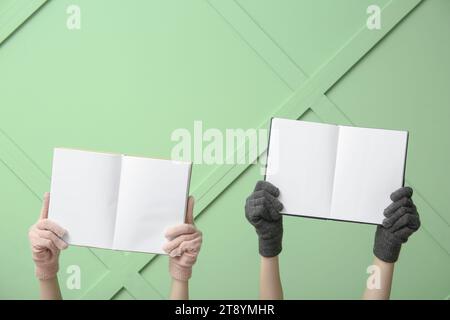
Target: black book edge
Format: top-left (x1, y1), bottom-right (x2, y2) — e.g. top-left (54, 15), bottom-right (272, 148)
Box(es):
top-left (263, 117), bottom-right (274, 181)
top-left (183, 163), bottom-right (193, 222)
top-left (403, 131), bottom-right (409, 187)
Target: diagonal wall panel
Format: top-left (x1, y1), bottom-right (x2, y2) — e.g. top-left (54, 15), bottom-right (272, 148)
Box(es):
top-left (0, 0), bottom-right (48, 45)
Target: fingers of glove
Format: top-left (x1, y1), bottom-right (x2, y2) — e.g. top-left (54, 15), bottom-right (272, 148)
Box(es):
top-left (37, 229), bottom-right (68, 250)
top-left (168, 248), bottom-right (181, 258)
top-left (247, 199), bottom-right (279, 222)
top-left (245, 205), bottom-right (265, 224)
top-left (264, 198), bottom-right (283, 221)
top-left (390, 187), bottom-right (413, 202)
top-left (390, 213), bottom-right (421, 233)
top-left (178, 234), bottom-right (202, 254)
top-left (247, 190), bottom-right (283, 211)
top-left (31, 234), bottom-right (58, 253)
top-left (248, 190), bottom-right (266, 202)
top-left (264, 192), bottom-right (283, 212)
top-left (382, 207), bottom-right (412, 228)
top-left (163, 232), bottom-right (198, 253)
top-left (174, 252), bottom-right (198, 267)
top-left (393, 226), bottom-right (417, 242)
top-left (29, 228), bottom-right (57, 252)
top-left (36, 219), bottom-right (67, 238)
top-left (384, 197), bottom-right (414, 217)
top-left (169, 236), bottom-right (202, 258)
top-left (254, 180), bottom-right (280, 197)
top-left (165, 224), bottom-right (197, 240)
top-left (33, 250), bottom-right (51, 261)
top-left (406, 211), bottom-right (421, 231)
top-left (246, 197), bottom-right (265, 208)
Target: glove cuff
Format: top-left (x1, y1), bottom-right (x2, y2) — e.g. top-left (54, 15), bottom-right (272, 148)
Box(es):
top-left (169, 259), bottom-right (192, 282)
top-left (35, 263), bottom-right (59, 281)
top-left (373, 227), bottom-right (402, 263)
top-left (259, 234), bottom-right (282, 258)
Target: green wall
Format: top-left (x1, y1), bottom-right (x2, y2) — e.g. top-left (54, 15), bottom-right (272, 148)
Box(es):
top-left (0, 0), bottom-right (448, 299)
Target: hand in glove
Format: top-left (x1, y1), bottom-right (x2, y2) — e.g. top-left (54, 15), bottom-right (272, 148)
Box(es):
top-left (29, 192), bottom-right (68, 280)
top-left (374, 187), bottom-right (421, 263)
top-left (245, 181), bottom-right (284, 257)
top-left (163, 196), bottom-right (202, 282)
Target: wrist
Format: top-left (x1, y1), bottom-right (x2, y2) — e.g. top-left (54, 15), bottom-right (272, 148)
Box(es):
top-left (35, 264), bottom-right (59, 281)
top-left (172, 278), bottom-right (189, 285)
top-left (373, 256), bottom-right (396, 268)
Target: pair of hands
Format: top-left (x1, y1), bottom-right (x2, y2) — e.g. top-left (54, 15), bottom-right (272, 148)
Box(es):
top-left (30, 181), bottom-right (420, 280)
top-left (29, 193), bottom-right (202, 281)
top-left (245, 181), bottom-right (421, 262)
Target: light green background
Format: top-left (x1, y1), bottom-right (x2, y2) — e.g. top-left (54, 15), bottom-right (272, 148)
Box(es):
top-left (0, 0), bottom-right (449, 299)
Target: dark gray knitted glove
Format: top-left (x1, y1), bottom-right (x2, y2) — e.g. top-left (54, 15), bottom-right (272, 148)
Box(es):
top-left (245, 180), bottom-right (283, 257)
top-left (374, 187), bottom-right (421, 263)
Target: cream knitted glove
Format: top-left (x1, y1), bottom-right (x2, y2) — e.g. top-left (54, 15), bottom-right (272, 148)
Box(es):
top-left (28, 192), bottom-right (68, 280)
top-left (163, 196), bottom-right (202, 282)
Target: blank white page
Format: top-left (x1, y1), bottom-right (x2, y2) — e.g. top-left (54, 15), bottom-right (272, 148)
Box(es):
top-left (265, 118), bottom-right (339, 218)
top-left (112, 156), bottom-right (191, 254)
top-left (330, 126), bottom-right (408, 224)
top-left (48, 148), bottom-right (121, 248)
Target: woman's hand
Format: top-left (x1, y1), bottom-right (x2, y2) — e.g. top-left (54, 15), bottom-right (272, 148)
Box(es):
top-left (28, 192), bottom-right (68, 280)
top-left (163, 196), bottom-right (202, 282)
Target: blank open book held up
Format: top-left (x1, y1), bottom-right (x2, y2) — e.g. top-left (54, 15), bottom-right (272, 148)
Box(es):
top-left (265, 118), bottom-right (408, 225)
top-left (48, 148), bottom-right (192, 254)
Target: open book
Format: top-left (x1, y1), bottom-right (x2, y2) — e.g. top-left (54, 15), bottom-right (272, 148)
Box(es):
top-left (265, 118), bottom-right (408, 225)
top-left (48, 148), bottom-right (192, 254)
